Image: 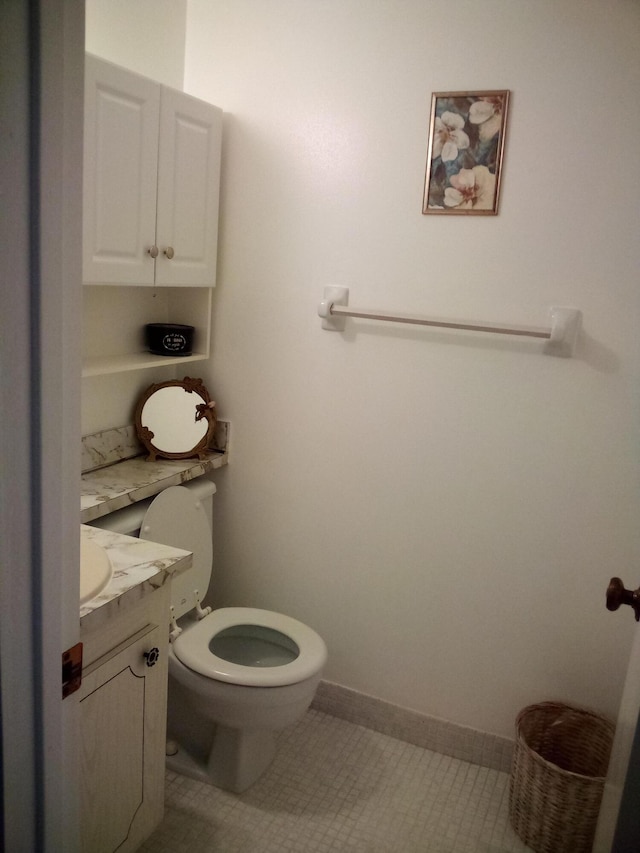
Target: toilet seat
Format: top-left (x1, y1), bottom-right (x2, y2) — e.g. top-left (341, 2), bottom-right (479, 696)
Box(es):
top-left (172, 606), bottom-right (328, 687)
top-left (139, 483), bottom-right (214, 620)
top-left (138, 481), bottom-right (328, 689)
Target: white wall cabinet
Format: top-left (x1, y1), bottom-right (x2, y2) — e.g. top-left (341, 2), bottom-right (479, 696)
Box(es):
top-left (83, 53), bottom-right (222, 288)
top-left (82, 54), bottom-right (222, 376)
top-left (79, 587), bottom-right (169, 853)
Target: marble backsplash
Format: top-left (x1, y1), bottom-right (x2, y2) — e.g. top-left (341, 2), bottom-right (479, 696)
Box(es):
top-left (82, 419), bottom-right (230, 474)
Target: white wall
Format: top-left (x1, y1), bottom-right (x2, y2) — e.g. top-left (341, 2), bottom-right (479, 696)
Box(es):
top-left (85, 0), bottom-right (187, 89)
top-left (184, 0), bottom-right (640, 737)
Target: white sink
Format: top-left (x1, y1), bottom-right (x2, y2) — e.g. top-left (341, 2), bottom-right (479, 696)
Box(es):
top-left (80, 538), bottom-right (113, 604)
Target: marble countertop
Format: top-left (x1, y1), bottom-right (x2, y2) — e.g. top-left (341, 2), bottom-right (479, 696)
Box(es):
top-left (80, 524), bottom-right (192, 632)
top-left (81, 451), bottom-right (226, 523)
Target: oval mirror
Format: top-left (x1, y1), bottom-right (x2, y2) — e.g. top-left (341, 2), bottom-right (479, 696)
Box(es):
top-left (135, 377), bottom-right (216, 461)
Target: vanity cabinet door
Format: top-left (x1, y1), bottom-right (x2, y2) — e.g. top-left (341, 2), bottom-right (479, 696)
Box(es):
top-left (155, 87), bottom-right (222, 287)
top-left (83, 55), bottom-right (160, 286)
top-left (78, 623), bottom-right (167, 853)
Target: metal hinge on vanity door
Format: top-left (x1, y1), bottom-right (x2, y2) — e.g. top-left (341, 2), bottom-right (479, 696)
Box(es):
top-left (62, 642), bottom-right (83, 698)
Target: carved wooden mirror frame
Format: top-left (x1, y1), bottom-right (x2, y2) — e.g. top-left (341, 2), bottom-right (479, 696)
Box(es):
top-left (134, 377), bottom-right (217, 462)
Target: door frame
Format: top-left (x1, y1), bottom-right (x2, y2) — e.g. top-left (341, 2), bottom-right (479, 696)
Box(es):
top-left (612, 717), bottom-right (640, 850)
top-left (594, 622), bottom-right (640, 852)
top-left (0, 2), bottom-right (84, 850)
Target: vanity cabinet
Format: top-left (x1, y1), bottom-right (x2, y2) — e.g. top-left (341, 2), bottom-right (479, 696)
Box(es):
top-left (83, 54), bottom-right (222, 288)
top-left (79, 586), bottom-right (170, 853)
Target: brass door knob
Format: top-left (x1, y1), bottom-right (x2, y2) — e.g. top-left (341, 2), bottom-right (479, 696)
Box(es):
top-left (163, 246), bottom-right (175, 259)
top-left (606, 577), bottom-right (640, 621)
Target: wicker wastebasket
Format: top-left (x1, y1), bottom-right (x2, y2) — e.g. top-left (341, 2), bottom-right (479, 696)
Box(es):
top-left (508, 702), bottom-right (615, 853)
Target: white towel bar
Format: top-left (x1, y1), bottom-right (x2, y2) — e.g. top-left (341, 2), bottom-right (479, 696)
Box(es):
top-left (317, 287), bottom-right (581, 358)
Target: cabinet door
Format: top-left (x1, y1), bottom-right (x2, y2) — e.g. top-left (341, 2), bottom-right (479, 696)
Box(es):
top-left (155, 87), bottom-right (222, 286)
top-left (83, 55), bottom-right (160, 285)
top-left (78, 624), bottom-right (167, 853)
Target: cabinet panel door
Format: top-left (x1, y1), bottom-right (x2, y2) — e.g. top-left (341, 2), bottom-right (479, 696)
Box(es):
top-left (155, 88), bottom-right (222, 286)
top-left (84, 56), bottom-right (160, 285)
top-left (79, 623), bottom-right (167, 853)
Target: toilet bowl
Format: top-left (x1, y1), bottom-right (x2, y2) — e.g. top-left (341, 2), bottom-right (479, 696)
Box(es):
top-left (90, 479), bottom-right (327, 793)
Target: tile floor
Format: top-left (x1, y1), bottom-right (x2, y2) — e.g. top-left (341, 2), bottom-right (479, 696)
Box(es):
top-left (139, 709), bottom-right (532, 853)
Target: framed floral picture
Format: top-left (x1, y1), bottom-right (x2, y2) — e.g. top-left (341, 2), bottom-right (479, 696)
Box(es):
top-left (422, 90), bottom-right (509, 215)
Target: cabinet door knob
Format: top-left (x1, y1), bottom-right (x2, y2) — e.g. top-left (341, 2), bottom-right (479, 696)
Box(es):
top-left (147, 245), bottom-right (159, 258)
top-left (163, 246), bottom-right (175, 259)
top-left (143, 647), bottom-right (160, 667)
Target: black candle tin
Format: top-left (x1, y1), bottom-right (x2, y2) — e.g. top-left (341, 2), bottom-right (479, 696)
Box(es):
top-left (145, 323), bottom-right (195, 356)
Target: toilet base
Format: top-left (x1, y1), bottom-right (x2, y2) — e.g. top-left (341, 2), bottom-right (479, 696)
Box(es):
top-left (167, 725), bottom-right (276, 794)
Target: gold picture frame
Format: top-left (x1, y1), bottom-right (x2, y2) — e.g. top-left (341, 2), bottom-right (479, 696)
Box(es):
top-left (422, 90), bottom-right (510, 216)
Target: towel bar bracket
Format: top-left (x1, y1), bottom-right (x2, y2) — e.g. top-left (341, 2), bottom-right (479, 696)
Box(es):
top-left (318, 286), bottom-right (350, 332)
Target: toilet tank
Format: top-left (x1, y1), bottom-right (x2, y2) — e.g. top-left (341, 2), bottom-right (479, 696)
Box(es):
top-left (87, 497), bottom-right (152, 536)
top-left (88, 477), bottom-right (218, 619)
top-left (88, 477), bottom-right (216, 538)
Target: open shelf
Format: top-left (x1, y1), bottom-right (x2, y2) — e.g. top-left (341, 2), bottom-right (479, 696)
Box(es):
top-left (82, 285), bottom-right (212, 378)
top-left (82, 351), bottom-right (209, 378)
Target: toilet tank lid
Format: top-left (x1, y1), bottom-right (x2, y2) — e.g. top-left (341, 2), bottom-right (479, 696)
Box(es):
top-left (178, 477), bottom-right (217, 501)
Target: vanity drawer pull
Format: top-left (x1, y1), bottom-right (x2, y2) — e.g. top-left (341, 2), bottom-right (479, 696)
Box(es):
top-left (143, 647), bottom-right (160, 667)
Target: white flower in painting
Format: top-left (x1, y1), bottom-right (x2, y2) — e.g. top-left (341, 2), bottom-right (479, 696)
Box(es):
top-left (469, 96), bottom-right (504, 141)
top-left (432, 111), bottom-right (470, 162)
top-left (443, 165), bottom-right (497, 210)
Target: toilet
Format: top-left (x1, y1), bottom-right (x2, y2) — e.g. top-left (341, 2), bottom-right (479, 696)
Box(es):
top-left (90, 478), bottom-right (327, 793)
